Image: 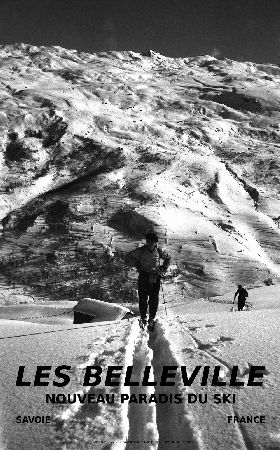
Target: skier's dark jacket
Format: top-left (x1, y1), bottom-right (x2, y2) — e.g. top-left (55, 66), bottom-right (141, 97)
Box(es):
top-left (235, 287), bottom-right (248, 300)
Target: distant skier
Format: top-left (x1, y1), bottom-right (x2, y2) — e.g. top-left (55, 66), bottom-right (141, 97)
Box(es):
top-left (233, 285), bottom-right (248, 311)
top-left (125, 232), bottom-right (171, 331)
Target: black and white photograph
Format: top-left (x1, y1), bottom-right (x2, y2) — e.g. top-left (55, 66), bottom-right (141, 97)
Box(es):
top-left (0, 1), bottom-right (280, 448)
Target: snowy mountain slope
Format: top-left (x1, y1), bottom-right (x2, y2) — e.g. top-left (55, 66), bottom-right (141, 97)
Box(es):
top-left (1, 44), bottom-right (280, 304)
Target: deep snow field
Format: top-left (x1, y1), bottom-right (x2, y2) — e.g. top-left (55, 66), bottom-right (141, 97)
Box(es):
top-left (0, 284), bottom-right (279, 449)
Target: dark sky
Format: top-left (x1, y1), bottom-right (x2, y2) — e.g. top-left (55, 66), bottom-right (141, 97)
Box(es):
top-left (0, 0), bottom-right (279, 63)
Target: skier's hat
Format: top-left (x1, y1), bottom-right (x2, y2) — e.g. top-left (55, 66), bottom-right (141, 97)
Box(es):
top-left (146, 232), bottom-right (158, 242)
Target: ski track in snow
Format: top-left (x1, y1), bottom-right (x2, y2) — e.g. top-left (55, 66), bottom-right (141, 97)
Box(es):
top-left (146, 323), bottom-right (203, 450)
top-left (51, 318), bottom-right (224, 449)
top-left (51, 319), bottom-right (204, 449)
top-left (125, 331), bottom-right (158, 449)
top-left (48, 311), bottom-right (276, 450)
top-left (124, 322), bottom-right (204, 450)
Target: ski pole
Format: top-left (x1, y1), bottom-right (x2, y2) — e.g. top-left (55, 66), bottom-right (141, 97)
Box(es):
top-left (160, 280), bottom-right (168, 317)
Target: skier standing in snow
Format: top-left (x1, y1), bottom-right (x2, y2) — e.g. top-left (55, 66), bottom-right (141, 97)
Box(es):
top-left (125, 232), bottom-right (171, 331)
top-left (233, 284), bottom-right (248, 311)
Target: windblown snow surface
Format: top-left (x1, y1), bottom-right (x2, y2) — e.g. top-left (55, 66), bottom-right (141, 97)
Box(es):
top-left (0, 44), bottom-right (280, 449)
